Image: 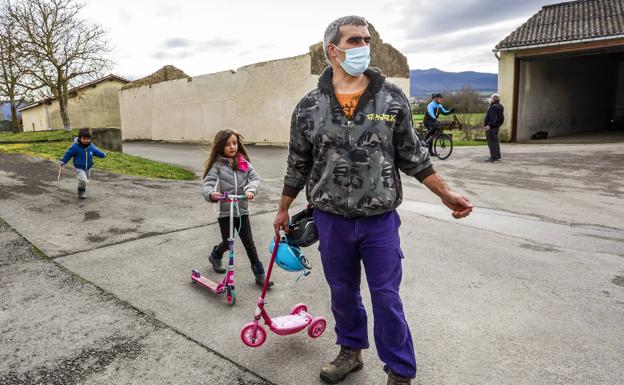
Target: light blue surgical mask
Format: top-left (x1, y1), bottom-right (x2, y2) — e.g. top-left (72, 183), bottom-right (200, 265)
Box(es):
top-left (333, 44), bottom-right (370, 76)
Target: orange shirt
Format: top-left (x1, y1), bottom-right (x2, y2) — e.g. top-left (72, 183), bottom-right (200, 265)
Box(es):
top-left (336, 90), bottom-right (365, 119)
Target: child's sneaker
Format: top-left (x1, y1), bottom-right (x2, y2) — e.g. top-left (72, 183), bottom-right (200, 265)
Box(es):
top-left (78, 187), bottom-right (86, 199)
top-left (208, 246), bottom-right (226, 273)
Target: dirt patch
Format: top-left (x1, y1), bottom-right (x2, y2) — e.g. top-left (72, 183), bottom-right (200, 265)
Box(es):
top-left (83, 211), bottom-right (101, 222)
top-left (130, 217), bottom-right (144, 224)
top-left (131, 180), bottom-right (166, 189)
top-left (86, 235), bottom-right (107, 243)
top-left (611, 275), bottom-right (624, 288)
top-left (520, 243), bottom-right (560, 253)
top-left (107, 227), bottom-right (136, 235)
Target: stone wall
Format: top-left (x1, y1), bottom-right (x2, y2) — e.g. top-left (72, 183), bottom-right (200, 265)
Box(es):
top-left (89, 128), bottom-right (123, 152)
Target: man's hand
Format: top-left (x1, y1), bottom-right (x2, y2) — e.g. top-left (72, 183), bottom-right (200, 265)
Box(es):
top-left (273, 209), bottom-right (290, 237)
top-left (245, 191), bottom-right (255, 200)
top-left (440, 191), bottom-right (473, 219)
top-left (273, 194), bottom-right (295, 236)
top-left (484, 125), bottom-right (490, 131)
top-left (422, 173), bottom-right (473, 219)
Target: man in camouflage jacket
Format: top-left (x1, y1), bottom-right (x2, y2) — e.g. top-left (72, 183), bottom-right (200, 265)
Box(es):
top-left (273, 16), bottom-right (473, 385)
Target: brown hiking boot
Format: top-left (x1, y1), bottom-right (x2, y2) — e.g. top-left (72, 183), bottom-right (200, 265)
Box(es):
top-left (387, 371), bottom-right (411, 385)
top-left (319, 346), bottom-right (363, 384)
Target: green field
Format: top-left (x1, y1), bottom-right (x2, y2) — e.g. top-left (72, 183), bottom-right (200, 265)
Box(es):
top-left (412, 113), bottom-right (485, 125)
top-left (0, 141), bottom-right (197, 180)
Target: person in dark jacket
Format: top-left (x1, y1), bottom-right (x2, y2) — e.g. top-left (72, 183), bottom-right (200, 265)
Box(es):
top-left (59, 128), bottom-right (106, 199)
top-left (483, 94), bottom-right (504, 162)
top-left (272, 15), bottom-right (473, 385)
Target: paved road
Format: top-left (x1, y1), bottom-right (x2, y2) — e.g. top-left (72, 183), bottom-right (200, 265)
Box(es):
top-left (1, 141), bottom-right (623, 385)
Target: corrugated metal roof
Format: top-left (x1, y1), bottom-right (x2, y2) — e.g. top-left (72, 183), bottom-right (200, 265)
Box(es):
top-left (496, 0), bottom-right (624, 50)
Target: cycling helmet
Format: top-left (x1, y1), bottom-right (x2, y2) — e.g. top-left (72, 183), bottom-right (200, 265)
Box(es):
top-left (269, 239), bottom-right (312, 272)
top-left (431, 92), bottom-right (443, 99)
top-left (287, 207), bottom-right (318, 247)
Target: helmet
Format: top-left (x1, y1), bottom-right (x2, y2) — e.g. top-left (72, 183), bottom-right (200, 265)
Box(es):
top-left (431, 92), bottom-right (443, 99)
top-left (287, 207), bottom-right (318, 247)
top-left (269, 239), bottom-right (311, 272)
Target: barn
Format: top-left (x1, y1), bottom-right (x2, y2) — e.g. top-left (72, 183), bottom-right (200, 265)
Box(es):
top-left (496, 0), bottom-right (624, 141)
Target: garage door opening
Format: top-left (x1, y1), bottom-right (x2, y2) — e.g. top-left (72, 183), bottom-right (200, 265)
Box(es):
top-left (515, 49), bottom-right (624, 141)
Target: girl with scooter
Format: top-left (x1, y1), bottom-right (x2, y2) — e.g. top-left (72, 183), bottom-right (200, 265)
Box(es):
top-left (202, 129), bottom-right (273, 287)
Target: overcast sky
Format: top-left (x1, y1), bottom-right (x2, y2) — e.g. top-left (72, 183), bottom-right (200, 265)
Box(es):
top-left (82, 0), bottom-right (547, 80)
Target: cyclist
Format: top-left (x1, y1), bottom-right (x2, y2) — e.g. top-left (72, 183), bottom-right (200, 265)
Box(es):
top-left (423, 93), bottom-right (455, 151)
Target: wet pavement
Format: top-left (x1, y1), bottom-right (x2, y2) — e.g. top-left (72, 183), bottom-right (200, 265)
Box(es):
top-left (1, 141), bottom-right (623, 385)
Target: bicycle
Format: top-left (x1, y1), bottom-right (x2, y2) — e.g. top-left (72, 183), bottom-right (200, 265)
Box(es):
top-left (417, 121), bottom-right (453, 160)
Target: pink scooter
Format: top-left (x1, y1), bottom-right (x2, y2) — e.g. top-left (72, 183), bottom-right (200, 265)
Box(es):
top-left (191, 193), bottom-right (247, 306)
top-left (240, 230), bottom-right (327, 347)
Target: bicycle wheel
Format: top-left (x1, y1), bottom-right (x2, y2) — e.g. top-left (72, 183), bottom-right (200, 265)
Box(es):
top-left (434, 134), bottom-right (453, 160)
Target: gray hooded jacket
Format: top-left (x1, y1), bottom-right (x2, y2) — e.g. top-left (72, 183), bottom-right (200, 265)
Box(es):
top-left (202, 156), bottom-right (260, 218)
top-left (283, 67), bottom-right (435, 217)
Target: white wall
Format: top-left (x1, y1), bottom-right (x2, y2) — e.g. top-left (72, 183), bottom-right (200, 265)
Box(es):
top-left (497, 51), bottom-right (516, 141)
top-left (120, 54), bottom-right (410, 144)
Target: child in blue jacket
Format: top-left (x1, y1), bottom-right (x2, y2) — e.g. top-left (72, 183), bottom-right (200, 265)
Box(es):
top-left (59, 128), bottom-right (106, 199)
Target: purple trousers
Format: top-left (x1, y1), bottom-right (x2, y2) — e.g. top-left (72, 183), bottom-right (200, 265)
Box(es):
top-left (313, 209), bottom-right (416, 378)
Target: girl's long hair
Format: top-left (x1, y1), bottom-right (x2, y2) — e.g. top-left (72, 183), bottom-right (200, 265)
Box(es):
top-left (202, 129), bottom-right (251, 178)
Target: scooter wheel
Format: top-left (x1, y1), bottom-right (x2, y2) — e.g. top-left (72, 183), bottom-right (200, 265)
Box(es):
top-left (308, 317), bottom-right (327, 338)
top-left (191, 269), bottom-right (201, 282)
top-left (241, 323), bottom-right (267, 347)
top-left (226, 287), bottom-right (237, 306)
top-left (290, 303), bottom-right (308, 315)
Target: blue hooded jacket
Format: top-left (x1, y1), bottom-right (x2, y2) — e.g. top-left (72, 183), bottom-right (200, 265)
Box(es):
top-left (60, 140), bottom-right (106, 170)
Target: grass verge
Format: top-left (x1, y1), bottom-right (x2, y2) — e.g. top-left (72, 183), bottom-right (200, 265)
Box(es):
top-left (413, 113), bottom-right (485, 126)
top-left (0, 142), bottom-right (197, 180)
top-left (0, 129), bottom-right (79, 142)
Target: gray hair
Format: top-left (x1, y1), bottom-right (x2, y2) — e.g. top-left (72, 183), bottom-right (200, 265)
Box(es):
top-left (323, 16), bottom-right (368, 64)
top-left (490, 93), bottom-right (501, 103)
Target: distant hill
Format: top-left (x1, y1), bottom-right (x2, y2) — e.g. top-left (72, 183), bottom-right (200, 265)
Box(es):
top-left (410, 68), bottom-right (497, 98)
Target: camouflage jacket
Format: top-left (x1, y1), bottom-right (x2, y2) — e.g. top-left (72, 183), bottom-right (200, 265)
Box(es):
top-left (283, 67), bottom-right (435, 217)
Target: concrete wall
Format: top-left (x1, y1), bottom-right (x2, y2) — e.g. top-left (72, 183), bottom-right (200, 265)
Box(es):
top-left (21, 79), bottom-right (126, 131)
top-left (516, 55), bottom-right (618, 140)
top-left (497, 51), bottom-right (516, 141)
top-left (120, 54), bottom-right (410, 144)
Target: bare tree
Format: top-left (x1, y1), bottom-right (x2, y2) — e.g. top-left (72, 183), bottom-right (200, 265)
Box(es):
top-left (0, 10), bottom-right (30, 132)
top-left (6, 0), bottom-right (111, 130)
top-left (444, 86), bottom-right (487, 115)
